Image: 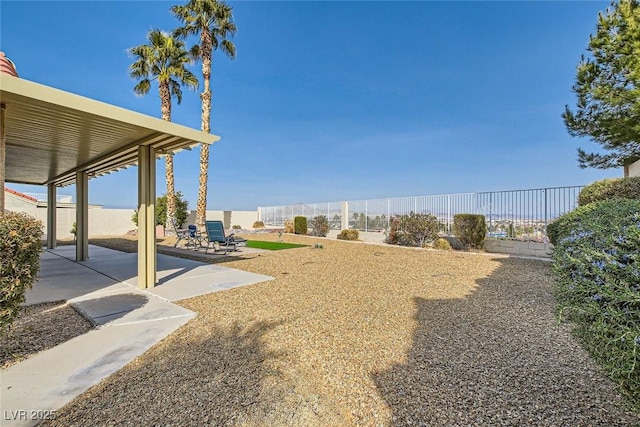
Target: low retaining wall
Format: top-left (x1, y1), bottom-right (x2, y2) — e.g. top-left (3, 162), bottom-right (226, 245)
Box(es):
top-left (326, 230), bottom-right (553, 258)
top-left (484, 239), bottom-right (553, 258)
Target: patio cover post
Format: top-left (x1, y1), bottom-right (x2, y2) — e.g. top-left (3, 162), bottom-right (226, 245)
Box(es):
top-left (0, 103), bottom-right (5, 213)
top-left (137, 145), bottom-right (157, 288)
top-left (75, 171), bottom-right (89, 261)
top-left (47, 183), bottom-right (57, 249)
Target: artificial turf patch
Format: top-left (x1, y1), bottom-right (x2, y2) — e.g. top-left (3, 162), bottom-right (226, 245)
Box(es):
top-left (245, 240), bottom-right (308, 250)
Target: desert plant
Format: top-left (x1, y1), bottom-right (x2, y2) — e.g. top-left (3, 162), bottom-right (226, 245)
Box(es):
top-left (1, 212), bottom-right (44, 333)
top-left (70, 222), bottom-right (77, 241)
top-left (433, 237), bottom-right (452, 250)
top-left (551, 198), bottom-right (640, 407)
top-left (294, 216), bottom-right (308, 235)
top-left (400, 212), bottom-right (439, 247)
top-left (232, 224), bottom-right (242, 229)
top-left (284, 220), bottom-right (294, 234)
top-left (310, 215), bottom-right (329, 237)
top-left (337, 229), bottom-right (359, 240)
top-left (132, 192), bottom-right (189, 229)
top-left (453, 214), bottom-right (487, 250)
top-left (578, 177), bottom-right (640, 206)
top-left (252, 221), bottom-right (265, 228)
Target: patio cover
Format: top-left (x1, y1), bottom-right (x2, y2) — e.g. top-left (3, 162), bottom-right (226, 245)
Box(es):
top-left (0, 74), bottom-right (220, 288)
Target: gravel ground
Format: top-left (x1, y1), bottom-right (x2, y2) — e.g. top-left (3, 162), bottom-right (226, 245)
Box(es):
top-left (44, 234), bottom-right (638, 426)
top-left (0, 301), bottom-right (92, 369)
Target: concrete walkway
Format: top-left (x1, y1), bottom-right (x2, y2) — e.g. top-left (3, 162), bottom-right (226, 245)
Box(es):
top-left (1, 245), bottom-right (273, 427)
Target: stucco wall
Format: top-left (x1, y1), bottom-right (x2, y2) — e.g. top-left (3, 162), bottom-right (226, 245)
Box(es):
top-left (5, 192), bottom-right (259, 239)
top-left (628, 159), bottom-right (640, 177)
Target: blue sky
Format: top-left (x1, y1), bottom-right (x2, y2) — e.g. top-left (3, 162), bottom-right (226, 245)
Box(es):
top-left (2, 0), bottom-right (620, 210)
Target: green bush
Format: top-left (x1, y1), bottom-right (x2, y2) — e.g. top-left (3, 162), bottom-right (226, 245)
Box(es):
top-left (132, 192), bottom-right (189, 228)
top-left (337, 229), bottom-right (359, 240)
top-left (252, 221), bottom-right (265, 229)
top-left (547, 199), bottom-right (640, 246)
top-left (551, 198), bottom-right (640, 408)
top-left (578, 177), bottom-right (640, 207)
top-left (1, 212), bottom-right (44, 333)
top-left (453, 214), bottom-right (487, 249)
top-left (433, 237), bottom-right (452, 250)
top-left (294, 216), bottom-right (308, 235)
top-left (310, 215), bottom-right (329, 237)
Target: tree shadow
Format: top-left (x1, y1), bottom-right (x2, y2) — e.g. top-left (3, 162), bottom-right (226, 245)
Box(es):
top-left (70, 293), bottom-right (149, 326)
top-left (44, 319), bottom-right (291, 426)
top-left (373, 257), bottom-right (639, 426)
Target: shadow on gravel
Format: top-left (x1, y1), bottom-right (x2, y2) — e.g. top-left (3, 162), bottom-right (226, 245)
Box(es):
top-left (44, 320), bottom-right (286, 426)
top-left (373, 257), bottom-right (639, 426)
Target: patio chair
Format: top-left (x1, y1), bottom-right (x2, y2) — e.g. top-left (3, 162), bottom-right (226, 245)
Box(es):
top-left (173, 220), bottom-right (203, 249)
top-left (204, 220), bottom-right (246, 254)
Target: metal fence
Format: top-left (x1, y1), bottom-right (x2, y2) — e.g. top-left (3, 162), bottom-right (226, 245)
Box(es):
top-left (258, 186), bottom-right (584, 241)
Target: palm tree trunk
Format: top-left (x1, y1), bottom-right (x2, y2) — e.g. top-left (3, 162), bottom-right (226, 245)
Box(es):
top-left (196, 35), bottom-right (213, 230)
top-left (159, 82), bottom-right (177, 233)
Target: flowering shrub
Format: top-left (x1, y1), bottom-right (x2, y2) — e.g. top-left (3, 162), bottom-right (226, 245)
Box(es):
top-left (578, 176), bottom-right (640, 206)
top-left (547, 198), bottom-right (640, 245)
top-left (552, 199), bottom-right (640, 408)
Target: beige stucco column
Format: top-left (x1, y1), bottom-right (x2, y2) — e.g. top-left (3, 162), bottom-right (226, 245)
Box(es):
top-left (137, 145), bottom-right (157, 288)
top-left (341, 201), bottom-right (349, 231)
top-left (47, 183), bottom-right (57, 249)
top-left (0, 104), bottom-right (6, 213)
top-left (75, 171), bottom-right (89, 261)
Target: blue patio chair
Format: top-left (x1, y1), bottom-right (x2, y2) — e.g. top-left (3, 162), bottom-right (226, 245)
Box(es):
top-left (204, 220), bottom-right (245, 254)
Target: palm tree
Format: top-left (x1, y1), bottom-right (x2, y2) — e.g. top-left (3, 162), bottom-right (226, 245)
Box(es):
top-left (172, 0), bottom-right (237, 230)
top-left (129, 29), bottom-right (198, 232)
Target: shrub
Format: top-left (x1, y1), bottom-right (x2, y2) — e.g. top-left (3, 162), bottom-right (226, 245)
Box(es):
top-left (1, 212), bottom-right (44, 333)
top-left (547, 199), bottom-right (640, 246)
top-left (337, 229), bottom-right (359, 240)
top-left (551, 198), bottom-right (640, 407)
top-left (284, 220), bottom-right (294, 234)
top-left (433, 237), bottom-right (452, 250)
top-left (400, 212), bottom-right (439, 247)
top-left (232, 225), bottom-right (242, 230)
top-left (294, 216), bottom-right (308, 235)
top-left (310, 215), bottom-right (329, 237)
top-left (453, 214), bottom-right (487, 249)
top-left (252, 221), bottom-right (265, 229)
top-left (385, 213), bottom-right (439, 247)
top-left (578, 177), bottom-right (640, 207)
top-left (385, 217), bottom-right (402, 245)
top-left (132, 192), bottom-right (189, 228)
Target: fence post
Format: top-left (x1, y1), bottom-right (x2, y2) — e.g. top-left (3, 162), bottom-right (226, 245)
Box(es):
top-left (544, 188), bottom-right (548, 229)
top-left (365, 200), bottom-right (368, 232)
top-left (447, 195), bottom-right (451, 234)
top-left (341, 201), bottom-right (349, 231)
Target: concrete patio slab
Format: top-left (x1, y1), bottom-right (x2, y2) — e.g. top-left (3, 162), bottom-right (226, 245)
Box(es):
top-left (2, 244), bottom-right (274, 426)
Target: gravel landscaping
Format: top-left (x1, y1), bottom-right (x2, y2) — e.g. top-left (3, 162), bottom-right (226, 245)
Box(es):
top-left (42, 234), bottom-right (638, 426)
top-left (0, 301), bottom-right (92, 369)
